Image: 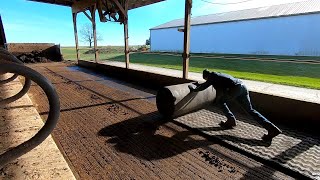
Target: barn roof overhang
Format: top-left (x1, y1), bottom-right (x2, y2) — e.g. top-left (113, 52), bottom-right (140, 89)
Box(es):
top-left (28, 0), bottom-right (164, 10)
top-left (27, 0), bottom-right (193, 79)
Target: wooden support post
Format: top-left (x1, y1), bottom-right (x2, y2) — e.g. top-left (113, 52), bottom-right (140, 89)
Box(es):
top-left (124, 0), bottom-right (129, 69)
top-left (72, 12), bottom-right (80, 63)
top-left (0, 14), bottom-right (7, 49)
top-left (182, 0), bottom-right (192, 79)
top-left (90, 5), bottom-right (99, 63)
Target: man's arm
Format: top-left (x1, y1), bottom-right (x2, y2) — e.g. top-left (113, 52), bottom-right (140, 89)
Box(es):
top-left (189, 80), bottom-right (211, 92)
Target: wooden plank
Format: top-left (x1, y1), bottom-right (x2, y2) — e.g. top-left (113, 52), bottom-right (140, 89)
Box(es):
top-left (182, 0), bottom-right (192, 79)
top-left (90, 5), bottom-right (99, 63)
top-left (72, 0), bottom-right (96, 13)
top-left (72, 12), bottom-right (80, 62)
top-left (0, 15), bottom-right (7, 49)
top-left (124, 0), bottom-right (129, 68)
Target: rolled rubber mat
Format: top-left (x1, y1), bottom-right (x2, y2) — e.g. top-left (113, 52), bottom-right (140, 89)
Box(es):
top-left (174, 107), bottom-right (320, 179)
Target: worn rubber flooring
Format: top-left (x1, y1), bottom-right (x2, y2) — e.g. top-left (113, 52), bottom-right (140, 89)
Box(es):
top-left (26, 62), bottom-right (296, 180)
top-left (175, 108), bottom-right (320, 179)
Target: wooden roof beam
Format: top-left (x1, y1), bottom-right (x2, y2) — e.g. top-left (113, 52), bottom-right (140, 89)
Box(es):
top-left (109, 0), bottom-right (128, 21)
top-left (72, 0), bottom-right (96, 14)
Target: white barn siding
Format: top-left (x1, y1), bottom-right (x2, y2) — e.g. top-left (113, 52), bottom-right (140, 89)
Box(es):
top-left (151, 13), bottom-right (320, 56)
top-left (150, 28), bottom-right (184, 52)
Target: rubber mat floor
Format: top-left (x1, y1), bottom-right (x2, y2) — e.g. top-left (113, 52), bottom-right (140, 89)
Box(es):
top-left (26, 62), bottom-right (307, 179)
top-left (174, 102), bottom-right (320, 179)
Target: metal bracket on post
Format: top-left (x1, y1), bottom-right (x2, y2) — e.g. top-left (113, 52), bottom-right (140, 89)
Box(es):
top-left (182, 53), bottom-right (190, 59)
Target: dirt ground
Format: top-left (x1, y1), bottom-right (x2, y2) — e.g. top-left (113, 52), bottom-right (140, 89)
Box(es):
top-left (27, 62), bottom-right (294, 180)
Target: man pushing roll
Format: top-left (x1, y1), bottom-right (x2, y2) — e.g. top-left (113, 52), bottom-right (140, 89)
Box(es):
top-left (188, 69), bottom-right (282, 141)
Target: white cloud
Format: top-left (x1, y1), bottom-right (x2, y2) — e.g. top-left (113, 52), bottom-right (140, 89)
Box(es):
top-left (192, 0), bottom-right (308, 16)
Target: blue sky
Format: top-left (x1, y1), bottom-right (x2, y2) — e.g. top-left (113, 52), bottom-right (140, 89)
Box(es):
top-left (0, 0), bottom-right (305, 46)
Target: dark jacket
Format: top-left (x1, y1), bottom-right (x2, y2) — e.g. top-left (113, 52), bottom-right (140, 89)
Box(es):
top-left (194, 72), bottom-right (242, 92)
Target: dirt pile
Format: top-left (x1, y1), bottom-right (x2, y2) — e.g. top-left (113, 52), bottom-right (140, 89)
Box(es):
top-left (16, 50), bottom-right (49, 63)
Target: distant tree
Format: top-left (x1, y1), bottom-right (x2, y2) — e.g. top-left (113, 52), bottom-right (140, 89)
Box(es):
top-left (80, 23), bottom-right (103, 48)
top-left (146, 37), bottom-right (150, 45)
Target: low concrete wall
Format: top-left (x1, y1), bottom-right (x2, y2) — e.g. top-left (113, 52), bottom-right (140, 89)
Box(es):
top-left (249, 92), bottom-right (320, 131)
top-left (78, 60), bottom-right (320, 133)
top-left (7, 43), bottom-right (62, 61)
top-left (79, 60), bottom-right (192, 88)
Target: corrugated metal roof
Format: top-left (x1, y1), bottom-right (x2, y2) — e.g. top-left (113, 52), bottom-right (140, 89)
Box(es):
top-left (150, 0), bottom-right (320, 30)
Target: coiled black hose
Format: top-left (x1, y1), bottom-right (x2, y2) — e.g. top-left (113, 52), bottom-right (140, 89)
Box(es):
top-left (0, 48), bottom-right (31, 105)
top-left (0, 62), bottom-right (60, 168)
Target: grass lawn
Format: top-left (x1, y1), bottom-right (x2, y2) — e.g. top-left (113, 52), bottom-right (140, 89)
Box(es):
top-left (61, 47), bottom-right (320, 89)
top-left (61, 46), bottom-right (124, 60)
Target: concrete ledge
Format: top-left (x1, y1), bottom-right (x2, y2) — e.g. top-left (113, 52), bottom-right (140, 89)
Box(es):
top-left (78, 60), bottom-right (320, 133)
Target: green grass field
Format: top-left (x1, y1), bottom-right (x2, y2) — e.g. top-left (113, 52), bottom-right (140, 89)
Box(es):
top-left (61, 47), bottom-right (320, 89)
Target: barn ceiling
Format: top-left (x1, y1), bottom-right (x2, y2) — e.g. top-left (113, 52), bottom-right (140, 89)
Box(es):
top-left (28, 0), bottom-right (164, 10)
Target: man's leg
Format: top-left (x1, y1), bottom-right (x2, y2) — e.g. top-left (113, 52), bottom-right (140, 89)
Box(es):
top-left (219, 102), bottom-right (236, 128)
top-left (236, 85), bottom-right (281, 140)
top-left (218, 85), bottom-right (243, 128)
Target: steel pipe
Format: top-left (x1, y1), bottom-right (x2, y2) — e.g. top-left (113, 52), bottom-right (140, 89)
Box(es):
top-left (156, 83), bottom-right (216, 117)
top-left (0, 62), bottom-right (60, 168)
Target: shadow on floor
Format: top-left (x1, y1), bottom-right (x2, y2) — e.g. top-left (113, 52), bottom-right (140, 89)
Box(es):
top-left (98, 112), bottom-right (217, 160)
top-left (98, 111), bottom-right (271, 160)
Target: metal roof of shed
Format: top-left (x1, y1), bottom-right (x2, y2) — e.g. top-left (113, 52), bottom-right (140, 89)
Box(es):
top-left (151, 0), bottom-right (320, 30)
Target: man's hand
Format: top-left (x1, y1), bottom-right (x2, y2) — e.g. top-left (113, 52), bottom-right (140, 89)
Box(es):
top-left (188, 84), bottom-right (196, 92)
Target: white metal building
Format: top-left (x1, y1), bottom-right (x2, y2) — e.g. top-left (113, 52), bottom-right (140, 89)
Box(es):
top-left (150, 0), bottom-right (320, 56)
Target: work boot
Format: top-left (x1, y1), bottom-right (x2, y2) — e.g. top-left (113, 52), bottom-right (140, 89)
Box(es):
top-left (219, 118), bottom-right (236, 129)
top-left (262, 126), bottom-right (282, 141)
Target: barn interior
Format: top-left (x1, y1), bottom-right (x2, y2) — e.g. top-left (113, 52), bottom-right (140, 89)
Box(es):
top-left (0, 0), bottom-right (319, 179)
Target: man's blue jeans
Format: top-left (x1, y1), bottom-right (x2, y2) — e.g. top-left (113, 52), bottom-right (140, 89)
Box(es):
top-left (220, 84), bottom-right (276, 131)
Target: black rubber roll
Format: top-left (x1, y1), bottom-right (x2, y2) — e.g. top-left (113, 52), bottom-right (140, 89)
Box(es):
top-left (156, 83), bottom-right (216, 117)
